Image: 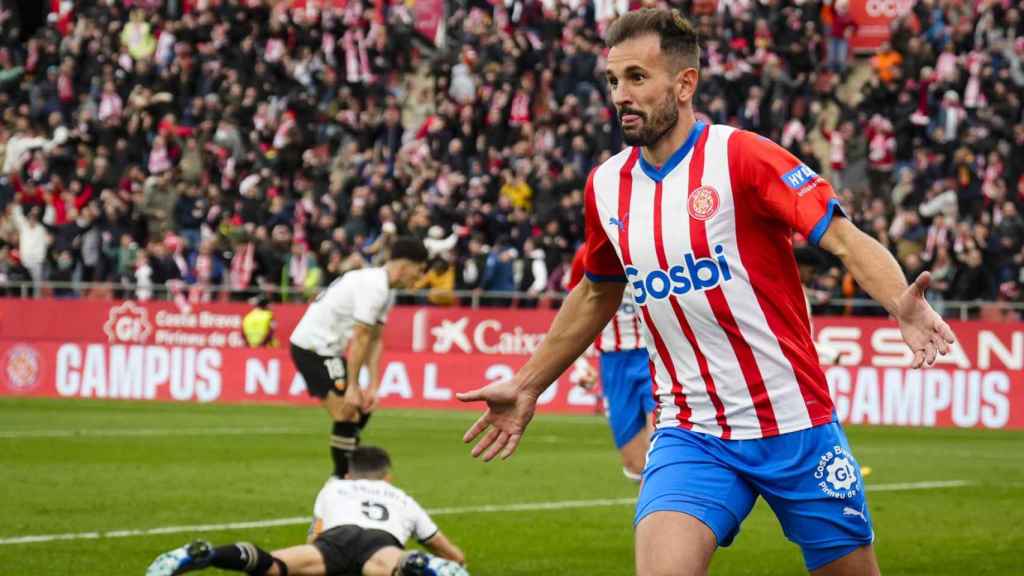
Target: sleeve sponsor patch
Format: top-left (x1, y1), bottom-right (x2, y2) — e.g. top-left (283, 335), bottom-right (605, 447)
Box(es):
top-left (781, 164), bottom-right (820, 191)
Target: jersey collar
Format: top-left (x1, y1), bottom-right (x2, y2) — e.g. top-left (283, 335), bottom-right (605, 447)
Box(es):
top-left (637, 121), bottom-right (707, 183)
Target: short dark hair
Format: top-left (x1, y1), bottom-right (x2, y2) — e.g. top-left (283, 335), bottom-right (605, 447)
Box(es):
top-left (389, 236), bottom-right (429, 264)
top-left (605, 8), bottom-right (701, 71)
top-left (349, 446), bottom-right (392, 479)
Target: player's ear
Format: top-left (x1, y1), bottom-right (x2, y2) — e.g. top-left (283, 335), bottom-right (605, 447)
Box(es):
top-left (344, 472), bottom-right (352, 479)
top-left (676, 67), bottom-right (699, 105)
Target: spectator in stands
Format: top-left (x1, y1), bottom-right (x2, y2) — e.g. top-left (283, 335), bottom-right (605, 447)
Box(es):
top-left (0, 0), bottom-right (1020, 319)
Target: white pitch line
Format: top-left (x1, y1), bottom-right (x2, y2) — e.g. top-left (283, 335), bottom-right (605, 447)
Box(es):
top-left (0, 481), bottom-right (975, 546)
top-left (0, 427), bottom-right (310, 439)
top-left (865, 480), bottom-right (971, 492)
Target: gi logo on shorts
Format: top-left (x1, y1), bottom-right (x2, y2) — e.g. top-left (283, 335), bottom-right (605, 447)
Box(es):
top-left (814, 445), bottom-right (859, 499)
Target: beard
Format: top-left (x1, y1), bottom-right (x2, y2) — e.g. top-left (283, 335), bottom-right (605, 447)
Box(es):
top-left (619, 91), bottom-right (680, 148)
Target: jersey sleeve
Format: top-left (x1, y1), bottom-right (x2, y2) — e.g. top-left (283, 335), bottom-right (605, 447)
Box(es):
top-left (582, 168), bottom-right (625, 282)
top-left (410, 499), bottom-right (439, 543)
top-left (352, 273), bottom-right (390, 326)
top-left (567, 244), bottom-right (586, 290)
top-left (729, 130), bottom-right (845, 245)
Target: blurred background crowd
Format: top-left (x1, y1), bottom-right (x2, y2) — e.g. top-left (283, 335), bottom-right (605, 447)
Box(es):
top-left (0, 0), bottom-right (1022, 319)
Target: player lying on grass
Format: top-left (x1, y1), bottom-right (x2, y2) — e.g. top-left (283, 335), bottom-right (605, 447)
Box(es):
top-left (146, 446), bottom-right (467, 576)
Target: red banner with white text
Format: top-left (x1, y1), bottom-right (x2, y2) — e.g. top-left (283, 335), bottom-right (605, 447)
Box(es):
top-left (849, 0), bottom-right (916, 52)
top-left (0, 299), bottom-right (1021, 428)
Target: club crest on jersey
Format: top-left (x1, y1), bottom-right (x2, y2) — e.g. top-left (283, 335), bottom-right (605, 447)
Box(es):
top-left (782, 164), bottom-right (820, 191)
top-left (608, 216), bottom-right (627, 231)
top-left (687, 186), bottom-right (720, 221)
top-left (625, 245), bottom-right (733, 305)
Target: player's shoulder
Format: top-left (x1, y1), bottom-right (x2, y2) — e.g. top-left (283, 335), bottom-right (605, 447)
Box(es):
top-left (589, 147), bottom-right (639, 193)
top-left (347, 266), bottom-right (388, 289)
top-left (719, 126), bottom-right (785, 153)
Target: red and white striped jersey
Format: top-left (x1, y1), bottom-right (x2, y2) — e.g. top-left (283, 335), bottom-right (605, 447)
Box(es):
top-left (569, 245), bottom-right (645, 353)
top-left (583, 122), bottom-right (841, 440)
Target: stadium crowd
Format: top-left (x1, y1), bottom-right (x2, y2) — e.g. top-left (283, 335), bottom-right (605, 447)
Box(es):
top-left (0, 0), bottom-right (1022, 318)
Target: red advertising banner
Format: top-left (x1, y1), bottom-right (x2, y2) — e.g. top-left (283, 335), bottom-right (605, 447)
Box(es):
top-left (849, 0), bottom-right (915, 52)
top-left (0, 342), bottom-right (600, 413)
top-left (1, 299), bottom-right (1021, 428)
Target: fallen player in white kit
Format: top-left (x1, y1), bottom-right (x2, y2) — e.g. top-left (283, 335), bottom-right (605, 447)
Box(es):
top-left (146, 446), bottom-right (467, 576)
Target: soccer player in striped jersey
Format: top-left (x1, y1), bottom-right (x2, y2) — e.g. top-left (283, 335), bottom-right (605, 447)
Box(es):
top-left (568, 244), bottom-right (655, 481)
top-left (458, 9), bottom-right (956, 576)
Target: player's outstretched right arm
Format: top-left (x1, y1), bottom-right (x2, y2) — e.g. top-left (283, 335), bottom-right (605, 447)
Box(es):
top-left (422, 531), bottom-right (466, 565)
top-left (457, 278), bottom-right (624, 461)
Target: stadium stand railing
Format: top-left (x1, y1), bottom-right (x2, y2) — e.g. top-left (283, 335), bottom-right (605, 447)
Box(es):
top-left (1, 281), bottom-right (1022, 322)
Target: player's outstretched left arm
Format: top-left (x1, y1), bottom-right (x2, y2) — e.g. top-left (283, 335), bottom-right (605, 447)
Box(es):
top-left (819, 217), bottom-right (956, 368)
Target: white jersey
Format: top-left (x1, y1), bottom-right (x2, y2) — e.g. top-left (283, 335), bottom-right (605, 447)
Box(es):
top-left (290, 268), bottom-right (394, 357)
top-left (313, 478), bottom-right (438, 545)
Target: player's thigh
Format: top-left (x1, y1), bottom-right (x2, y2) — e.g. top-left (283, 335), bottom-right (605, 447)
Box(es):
top-left (635, 429), bottom-right (757, 549)
top-left (746, 423), bottom-right (874, 572)
top-left (270, 544), bottom-right (327, 576)
top-left (360, 546), bottom-right (404, 576)
top-left (635, 511), bottom-right (716, 576)
top-left (811, 544), bottom-right (879, 576)
top-left (322, 389), bottom-right (360, 422)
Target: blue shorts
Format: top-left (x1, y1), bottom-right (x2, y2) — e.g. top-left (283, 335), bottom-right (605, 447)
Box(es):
top-left (635, 422), bottom-right (874, 571)
top-left (599, 349), bottom-right (657, 448)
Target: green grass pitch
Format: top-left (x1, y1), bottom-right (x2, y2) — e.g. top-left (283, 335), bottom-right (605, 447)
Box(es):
top-left (1, 398), bottom-right (1021, 575)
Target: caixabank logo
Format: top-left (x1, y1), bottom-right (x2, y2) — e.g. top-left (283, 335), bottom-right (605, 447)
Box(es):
top-left (3, 344), bottom-right (41, 393)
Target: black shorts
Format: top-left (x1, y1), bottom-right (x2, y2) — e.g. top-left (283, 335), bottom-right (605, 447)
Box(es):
top-left (313, 525), bottom-right (402, 576)
top-left (290, 344), bottom-right (348, 399)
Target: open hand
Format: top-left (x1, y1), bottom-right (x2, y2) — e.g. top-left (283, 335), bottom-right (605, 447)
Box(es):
top-left (456, 379), bottom-right (537, 462)
top-left (896, 272), bottom-right (957, 368)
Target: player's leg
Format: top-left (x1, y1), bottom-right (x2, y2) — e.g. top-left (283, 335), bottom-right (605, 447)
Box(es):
top-left (360, 546), bottom-right (404, 576)
top-left (634, 428), bottom-right (757, 576)
top-left (292, 345), bottom-right (361, 478)
top-left (618, 429), bottom-right (650, 481)
top-left (738, 422), bottom-right (876, 575)
top-left (146, 540), bottom-right (294, 576)
top-left (269, 544), bottom-right (329, 575)
top-left (811, 544), bottom-right (879, 576)
top-left (635, 512), bottom-right (716, 576)
top-left (323, 389), bottom-right (361, 477)
top-left (600, 350), bottom-right (653, 479)
top-left (620, 350), bottom-right (658, 479)
top-left (292, 345), bottom-right (356, 477)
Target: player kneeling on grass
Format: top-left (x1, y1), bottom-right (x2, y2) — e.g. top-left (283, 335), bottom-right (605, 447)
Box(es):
top-left (146, 446), bottom-right (467, 576)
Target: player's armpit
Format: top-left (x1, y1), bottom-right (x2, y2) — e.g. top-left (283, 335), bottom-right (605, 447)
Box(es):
top-left (422, 531), bottom-right (465, 565)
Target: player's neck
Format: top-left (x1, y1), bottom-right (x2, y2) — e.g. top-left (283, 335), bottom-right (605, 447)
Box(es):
top-left (642, 111), bottom-right (697, 168)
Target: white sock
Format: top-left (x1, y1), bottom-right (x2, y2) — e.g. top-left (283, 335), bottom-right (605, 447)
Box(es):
top-left (622, 467), bottom-right (643, 483)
